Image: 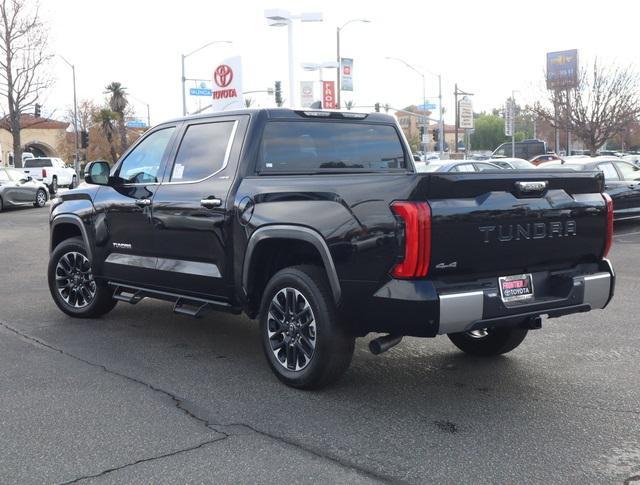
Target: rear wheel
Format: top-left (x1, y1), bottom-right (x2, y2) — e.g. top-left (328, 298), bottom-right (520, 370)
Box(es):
top-left (0, 196), bottom-right (3, 212)
top-left (259, 265), bottom-right (354, 389)
top-left (48, 237), bottom-right (117, 318)
top-left (34, 188), bottom-right (47, 207)
top-left (448, 327), bottom-right (528, 356)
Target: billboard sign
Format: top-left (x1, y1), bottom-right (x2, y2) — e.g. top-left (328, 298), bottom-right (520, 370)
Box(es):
top-left (458, 96), bottom-right (474, 129)
top-left (546, 49), bottom-right (578, 90)
top-left (322, 81), bottom-right (336, 109)
top-left (504, 99), bottom-right (514, 136)
top-left (211, 56), bottom-right (244, 111)
top-left (300, 81), bottom-right (314, 107)
top-left (341, 58), bottom-right (353, 91)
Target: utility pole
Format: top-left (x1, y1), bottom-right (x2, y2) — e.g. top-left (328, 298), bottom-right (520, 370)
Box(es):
top-left (60, 56), bottom-right (79, 175)
top-left (336, 27), bottom-right (340, 108)
top-left (511, 90), bottom-right (516, 158)
top-left (438, 74), bottom-right (444, 154)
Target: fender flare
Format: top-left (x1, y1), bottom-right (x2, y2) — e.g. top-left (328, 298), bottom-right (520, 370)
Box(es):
top-left (242, 225), bottom-right (341, 303)
top-left (50, 214), bottom-right (93, 261)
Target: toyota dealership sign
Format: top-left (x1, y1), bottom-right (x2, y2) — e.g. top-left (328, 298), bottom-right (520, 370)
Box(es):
top-left (211, 56), bottom-right (244, 111)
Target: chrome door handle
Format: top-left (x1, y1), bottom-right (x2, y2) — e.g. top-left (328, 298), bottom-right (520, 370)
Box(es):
top-left (200, 198), bottom-right (221, 208)
top-left (135, 198), bottom-right (151, 207)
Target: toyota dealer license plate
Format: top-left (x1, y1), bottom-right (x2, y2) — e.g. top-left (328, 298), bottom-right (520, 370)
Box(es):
top-left (499, 274), bottom-right (534, 303)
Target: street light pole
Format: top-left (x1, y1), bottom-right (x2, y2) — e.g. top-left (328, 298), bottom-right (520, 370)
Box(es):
top-left (181, 40), bottom-right (232, 116)
top-left (265, 10), bottom-right (324, 108)
top-left (60, 56), bottom-right (79, 174)
top-left (336, 19), bottom-right (370, 109)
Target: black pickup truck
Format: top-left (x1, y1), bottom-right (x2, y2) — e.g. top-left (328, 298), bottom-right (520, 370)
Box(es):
top-left (48, 109), bottom-right (615, 389)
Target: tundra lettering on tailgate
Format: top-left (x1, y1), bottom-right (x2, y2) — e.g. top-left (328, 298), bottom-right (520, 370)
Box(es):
top-left (479, 220), bottom-right (577, 243)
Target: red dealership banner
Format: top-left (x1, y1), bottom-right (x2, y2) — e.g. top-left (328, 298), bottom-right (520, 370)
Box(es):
top-left (322, 81), bottom-right (336, 109)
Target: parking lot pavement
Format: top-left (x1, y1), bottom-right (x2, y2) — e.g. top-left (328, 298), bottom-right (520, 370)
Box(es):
top-left (1, 205), bottom-right (639, 484)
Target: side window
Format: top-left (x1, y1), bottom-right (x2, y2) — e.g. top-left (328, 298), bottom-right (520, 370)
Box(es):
top-left (598, 163), bottom-right (619, 181)
top-left (452, 164), bottom-right (476, 172)
top-left (116, 127), bottom-right (175, 184)
top-left (615, 161), bottom-right (640, 180)
top-left (475, 163), bottom-right (496, 171)
top-left (170, 121), bottom-right (235, 182)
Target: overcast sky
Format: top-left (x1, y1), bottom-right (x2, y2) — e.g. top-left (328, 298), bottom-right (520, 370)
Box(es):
top-left (40, 0), bottom-right (639, 125)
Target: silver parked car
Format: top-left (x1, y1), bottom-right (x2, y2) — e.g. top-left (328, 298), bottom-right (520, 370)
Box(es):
top-left (0, 167), bottom-right (49, 212)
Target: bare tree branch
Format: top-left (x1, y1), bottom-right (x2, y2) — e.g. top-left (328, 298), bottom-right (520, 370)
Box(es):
top-left (534, 59), bottom-right (640, 154)
top-left (0, 0), bottom-right (52, 167)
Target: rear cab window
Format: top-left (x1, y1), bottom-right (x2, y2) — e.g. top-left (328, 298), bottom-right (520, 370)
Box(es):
top-left (24, 158), bottom-right (52, 168)
top-left (598, 163), bottom-right (619, 181)
top-left (258, 121), bottom-right (407, 173)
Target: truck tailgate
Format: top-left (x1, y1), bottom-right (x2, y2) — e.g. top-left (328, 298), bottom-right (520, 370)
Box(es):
top-left (413, 170), bottom-right (607, 279)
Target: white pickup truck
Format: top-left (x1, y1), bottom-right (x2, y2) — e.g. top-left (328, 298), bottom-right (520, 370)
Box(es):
top-left (20, 157), bottom-right (77, 194)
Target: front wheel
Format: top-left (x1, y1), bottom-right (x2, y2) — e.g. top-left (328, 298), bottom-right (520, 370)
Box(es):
top-left (48, 237), bottom-right (117, 318)
top-left (448, 327), bottom-right (528, 356)
top-left (259, 265), bottom-right (354, 389)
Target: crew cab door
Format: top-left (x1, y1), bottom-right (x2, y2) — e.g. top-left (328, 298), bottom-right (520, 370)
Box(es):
top-left (93, 125), bottom-right (178, 286)
top-left (150, 116), bottom-right (246, 300)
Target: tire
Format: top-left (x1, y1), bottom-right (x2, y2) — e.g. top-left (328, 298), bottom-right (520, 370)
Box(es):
top-left (34, 188), bottom-right (47, 207)
top-left (448, 327), bottom-right (528, 357)
top-left (70, 175), bottom-right (77, 189)
top-left (48, 237), bottom-right (117, 318)
top-left (49, 176), bottom-right (58, 195)
top-left (0, 196), bottom-right (3, 212)
top-left (259, 265), bottom-right (354, 389)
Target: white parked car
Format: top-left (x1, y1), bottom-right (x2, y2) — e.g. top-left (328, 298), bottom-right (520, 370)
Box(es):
top-left (20, 157), bottom-right (77, 194)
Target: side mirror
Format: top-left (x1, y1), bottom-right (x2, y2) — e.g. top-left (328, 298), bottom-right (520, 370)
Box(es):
top-left (84, 161), bottom-right (111, 185)
top-left (413, 155), bottom-right (421, 162)
top-left (26, 175), bottom-right (33, 182)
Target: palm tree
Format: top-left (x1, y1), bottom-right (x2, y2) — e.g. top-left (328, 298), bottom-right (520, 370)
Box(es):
top-left (104, 82), bottom-right (129, 154)
top-left (95, 108), bottom-right (118, 163)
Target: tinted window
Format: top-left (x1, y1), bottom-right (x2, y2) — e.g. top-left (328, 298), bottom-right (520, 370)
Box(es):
top-left (0, 169), bottom-right (9, 182)
top-left (260, 121), bottom-right (406, 172)
top-left (598, 163), bottom-right (619, 181)
top-left (24, 158), bottom-right (52, 168)
top-left (451, 163), bottom-right (476, 172)
top-left (615, 161), bottom-right (640, 180)
top-left (117, 127), bottom-right (175, 183)
top-left (171, 121), bottom-right (235, 182)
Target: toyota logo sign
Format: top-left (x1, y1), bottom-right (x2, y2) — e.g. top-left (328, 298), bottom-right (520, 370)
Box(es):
top-left (214, 64), bottom-right (233, 88)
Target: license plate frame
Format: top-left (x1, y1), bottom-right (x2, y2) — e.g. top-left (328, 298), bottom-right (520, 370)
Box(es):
top-left (498, 273), bottom-right (534, 303)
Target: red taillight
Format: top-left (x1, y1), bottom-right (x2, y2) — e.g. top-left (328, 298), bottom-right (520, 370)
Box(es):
top-left (42, 168), bottom-right (47, 178)
top-left (602, 193), bottom-right (614, 258)
top-left (390, 201), bottom-right (431, 278)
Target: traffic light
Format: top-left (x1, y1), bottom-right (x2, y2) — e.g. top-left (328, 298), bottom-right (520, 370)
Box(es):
top-left (432, 128), bottom-right (440, 142)
top-left (419, 125), bottom-right (425, 136)
top-left (374, 102), bottom-right (380, 112)
top-left (80, 130), bottom-right (89, 149)
top-left (34, 103), bottom-right (41, 117)
top-left (274, 81), bottom-right (283, 107)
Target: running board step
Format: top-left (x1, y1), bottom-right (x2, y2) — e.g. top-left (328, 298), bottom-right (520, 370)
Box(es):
top-left (173, 298), bottom-right (212, 318)
top-left (112, 286), bottom-right (145, 304)
top-left (107, 282), bottom-right (240, 317)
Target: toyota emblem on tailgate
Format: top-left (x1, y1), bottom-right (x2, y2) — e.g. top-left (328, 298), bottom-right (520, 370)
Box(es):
top-left (516, 181), bottom-right (548, 193)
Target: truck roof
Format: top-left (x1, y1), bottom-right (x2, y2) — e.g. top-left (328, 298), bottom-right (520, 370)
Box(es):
top-left (164, 108), bottom-right (397, 125)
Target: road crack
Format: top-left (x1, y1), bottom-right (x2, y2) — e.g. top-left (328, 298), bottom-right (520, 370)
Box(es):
top-left (58, 437), bottom-right (227, 484)
top-left (0, 321), bottom-right (396, 484)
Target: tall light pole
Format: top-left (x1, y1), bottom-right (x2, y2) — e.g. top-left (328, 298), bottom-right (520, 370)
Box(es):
top-left (386, 57), bottom-right (427, 154)
top-left (59, 56), bottom-right (79, 174)
top-left (181, 40), bottom-right (232, 116)
top-left (336, 19), bottom-right (370, 109)
top-left (129, 93), bottom-right (151, 128)
top-left (265, 9), bottom-right (323, 108)
top-left (301, 61), bottom-right (339, 106)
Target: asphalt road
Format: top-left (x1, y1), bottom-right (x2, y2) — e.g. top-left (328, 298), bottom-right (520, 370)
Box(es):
top-left (1, 203), bottom-right (639, 484)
